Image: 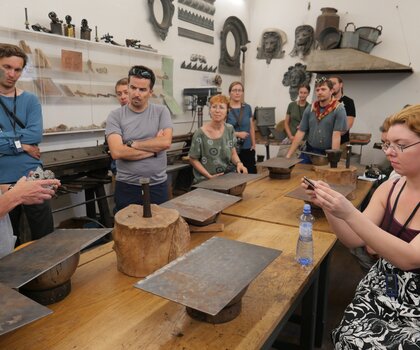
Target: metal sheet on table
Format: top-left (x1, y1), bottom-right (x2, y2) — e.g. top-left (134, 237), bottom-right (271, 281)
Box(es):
top-left (192, 173), bottom-right (261, 191)
top-left (259, 157), bottom-right (302, 169)
top-left (161, 188), bottom-right (241, 222)
top-left (0, 282), bottom-right (52, 336)
top-left (285, 183), bottom-right (355, 201)
top-left (135, 237), bottom-right (281, 316)
top-left (0, 228), bottom-right (111, 289)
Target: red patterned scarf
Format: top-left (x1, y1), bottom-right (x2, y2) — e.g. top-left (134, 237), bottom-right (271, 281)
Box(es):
top-left (311, 99), bottom-right (340, 121)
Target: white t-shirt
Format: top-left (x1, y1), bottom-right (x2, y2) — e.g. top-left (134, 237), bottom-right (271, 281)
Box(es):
top-left (0, 190), bottom-right (16, 258)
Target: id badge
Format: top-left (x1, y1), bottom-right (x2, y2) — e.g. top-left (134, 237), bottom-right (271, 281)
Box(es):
top-left (14, 139), bottom-right (23, 153)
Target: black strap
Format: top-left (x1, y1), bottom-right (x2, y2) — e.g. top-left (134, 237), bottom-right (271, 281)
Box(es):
top-left (387, 180), bottom-right (420, 237)
top-left (0, 90), bottom-right (25, 129)
top-left (230, 104), bottom-right (244, 129)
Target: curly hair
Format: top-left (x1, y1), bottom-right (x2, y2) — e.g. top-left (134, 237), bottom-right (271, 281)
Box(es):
top-left (209, 94), bottom-right (229, 106)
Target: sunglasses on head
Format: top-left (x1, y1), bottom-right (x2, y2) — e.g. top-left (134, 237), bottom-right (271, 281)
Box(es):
top-left (128, 67), bottom-right (152, 79)
top-left (315, 76), bottom-right (327, 84)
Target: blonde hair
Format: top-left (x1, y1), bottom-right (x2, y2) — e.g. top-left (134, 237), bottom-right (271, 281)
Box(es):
top-left (388, 104), bottom-right (420, 137)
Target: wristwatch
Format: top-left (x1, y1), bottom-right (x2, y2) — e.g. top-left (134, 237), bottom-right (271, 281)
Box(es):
top-left (126, 140), bottom-right (134, 148)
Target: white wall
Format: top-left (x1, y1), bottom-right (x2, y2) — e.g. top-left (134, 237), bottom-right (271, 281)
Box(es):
top-left (0, 0), bottom-right (250, 150)
top-left (2, 0), bottom-right (419, 162)
top-left (246, 0), bottom-right (419, 165)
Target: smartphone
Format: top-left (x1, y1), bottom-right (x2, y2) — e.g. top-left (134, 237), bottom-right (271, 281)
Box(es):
top-left (303, 176), bottom-right (316, 190)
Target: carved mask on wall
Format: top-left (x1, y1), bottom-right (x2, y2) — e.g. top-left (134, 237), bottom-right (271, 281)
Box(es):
top-left (256, 28), bottom-right (287, 64)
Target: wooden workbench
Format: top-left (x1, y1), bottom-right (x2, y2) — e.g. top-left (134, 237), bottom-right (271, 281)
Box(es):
top-left (0, 215), bottom-right (336, 350)
top-left (224, 164), bottom-right (373, 233)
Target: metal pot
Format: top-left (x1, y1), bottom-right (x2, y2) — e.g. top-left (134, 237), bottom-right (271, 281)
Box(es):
top-left (340, 22), bottom-right (359, 49)
top-left (355, 25), bottom-right (382, 53)
top-left (318, 27), bottom-right (342, 50)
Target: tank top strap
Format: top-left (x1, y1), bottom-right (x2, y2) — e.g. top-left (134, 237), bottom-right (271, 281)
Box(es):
top-left (379, 178), bottom-right (401, 229)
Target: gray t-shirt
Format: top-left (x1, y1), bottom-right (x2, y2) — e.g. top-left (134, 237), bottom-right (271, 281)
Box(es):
top-left (105, 103), bottom-right (173, 186)
top-left (299, 103), bottom-right (347, 150)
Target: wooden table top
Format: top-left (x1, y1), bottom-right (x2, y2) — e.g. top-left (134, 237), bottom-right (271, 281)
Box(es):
top-left (223, 164), bottom-right (373, 233)
top-left (0, 215), bottom-right (336, 350)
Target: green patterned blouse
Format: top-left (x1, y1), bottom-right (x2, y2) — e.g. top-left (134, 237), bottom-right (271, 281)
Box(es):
top-left (189, 123), bottom-right (237, 183)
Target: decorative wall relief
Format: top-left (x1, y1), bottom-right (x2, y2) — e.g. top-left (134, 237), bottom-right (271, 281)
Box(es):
top-left (282, 63), bottom-right (312, 101)
top-left (180, 61), bottom-right (217, 72)
top-left (178, 8), bottom-right (214, 30)
top-left (178, 27), bottom-right (213, 44)
top-left (178, 0), bottom-right (216, 15)
top-left (256, 28), bottom-right (287, 64)
top-left (218, 16), bottom-right (249, 76)
top-left (289, 25), bottom-right (315, 59)
top-left (181, 54), bottom-right (216, 72)
top-left (148, 0), bottom-right (175, 40)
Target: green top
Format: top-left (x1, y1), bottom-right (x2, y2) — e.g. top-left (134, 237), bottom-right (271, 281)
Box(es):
top-left (286, 101), bottom-right (310, 136)
top-left (189, 123), bottom-right (237, 183)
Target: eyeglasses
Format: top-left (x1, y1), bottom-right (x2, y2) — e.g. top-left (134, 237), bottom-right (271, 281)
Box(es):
top-left (128, 67), bottom-right (152, 79)
top-left (315, 76), bottom-right (327, 84)
top-left (230, 89), bottom-right (243, 93)
top-left (381, 140), bottom-right (420, 153)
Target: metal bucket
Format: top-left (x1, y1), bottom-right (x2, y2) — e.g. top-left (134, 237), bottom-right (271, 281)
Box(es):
top-left (340, 22), bottom-right (359, 49)
top-left (355, 25), bottom-right (382, 53)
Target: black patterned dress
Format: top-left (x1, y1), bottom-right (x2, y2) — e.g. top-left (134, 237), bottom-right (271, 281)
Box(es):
top-left (332, 179), bottom-right (420, 349)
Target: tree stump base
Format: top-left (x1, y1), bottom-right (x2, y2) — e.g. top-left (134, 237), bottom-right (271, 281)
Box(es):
top-left (314, 165), bottom-right (358, 199)
top-left (113, 204), bottom-right (190, 277)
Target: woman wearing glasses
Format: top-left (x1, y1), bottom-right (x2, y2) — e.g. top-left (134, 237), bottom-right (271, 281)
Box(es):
top-left (189, 94), bottom-right (248, 183)
top-left (304, 105), bottom-right (420, 349)
top-left (227, 81), bottom-right (257, 173)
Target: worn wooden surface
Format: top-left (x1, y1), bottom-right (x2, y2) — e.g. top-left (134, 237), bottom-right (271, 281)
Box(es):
top-left (223, 164), bottom-right (373, 233)
top-left (0, 215), bottom-right (336, 350)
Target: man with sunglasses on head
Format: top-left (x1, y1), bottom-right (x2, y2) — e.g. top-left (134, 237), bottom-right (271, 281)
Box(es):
top-left (105, 65), bottom-right (173, 212)
top-left (0, 43), bottom-right (54, 244)
top-left (286, 77), bottom-right (347, 163)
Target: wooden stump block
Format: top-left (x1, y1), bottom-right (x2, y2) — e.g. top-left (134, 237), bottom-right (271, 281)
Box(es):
top-left (314, 165), bottom-right (358, 199)
top-left (113, 204), bottom-right (190, 277)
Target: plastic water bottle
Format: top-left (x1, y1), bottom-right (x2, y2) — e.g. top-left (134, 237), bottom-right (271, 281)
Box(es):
top-left (296, 204), bottom-right (314, 266)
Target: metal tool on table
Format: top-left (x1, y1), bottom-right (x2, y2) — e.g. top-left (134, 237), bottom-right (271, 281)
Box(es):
top-left (258, 157), bottom-right (302, 179)
top-left (0, 228), bottom-right (111, 335)
top-left (140, 178), bottom-right (152, 218)
top-left (135, 237), bottom-right (281, 323)
top-left (0, 229), bottom-right (111, 290)
top-left (345, 144), bottom-right (352, 168)
top-left (161, 188), bottom-right (240, 226)
top-left (299, 150), bottom-right (329, 166)
top-left (325, 149), bottom-right (342, 168)
top-left (192, 173), bottom-right (261, 196)
top-left (286, 182), bottom-right (354, 203)
top-left (0, 282), bottom-right (52, 336)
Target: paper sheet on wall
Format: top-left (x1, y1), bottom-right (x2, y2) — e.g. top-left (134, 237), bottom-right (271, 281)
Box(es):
top-left (163, 94), bottom-right (182, 115)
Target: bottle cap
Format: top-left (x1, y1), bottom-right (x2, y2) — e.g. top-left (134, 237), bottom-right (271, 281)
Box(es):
top-left (303, 203), bottom-right (311, 213)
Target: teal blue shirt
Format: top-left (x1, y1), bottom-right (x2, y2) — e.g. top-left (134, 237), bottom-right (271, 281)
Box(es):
top-left (0, 91), bottom-right (43, 183)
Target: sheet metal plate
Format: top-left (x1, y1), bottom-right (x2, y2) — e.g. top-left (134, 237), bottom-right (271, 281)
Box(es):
top-left (192, 173), bottom-right (261, 191)
top-left (285, 183), bottom-right (355, 201)
top-left (161, 188), bottom-right (241, 222)
top-left (0, 282), bottom-right (52, 336)
top-left (135, 237), bottom-right (281, 315)
top-left (0, 228), bottom-right (111, 289)
top-left (259, 157), bottom-right (302, 169)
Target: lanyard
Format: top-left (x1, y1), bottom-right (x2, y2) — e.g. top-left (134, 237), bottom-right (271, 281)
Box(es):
top-left (0, 88), bottom-right (23, 131)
